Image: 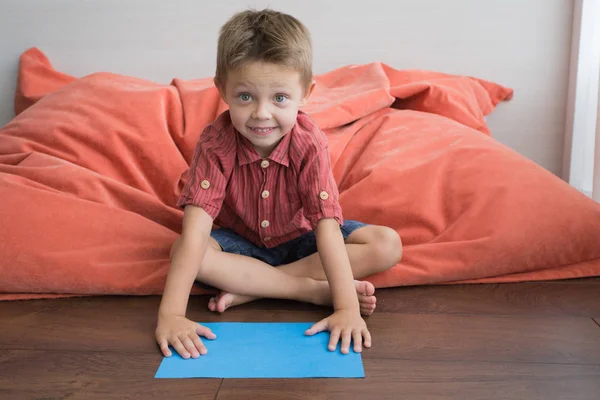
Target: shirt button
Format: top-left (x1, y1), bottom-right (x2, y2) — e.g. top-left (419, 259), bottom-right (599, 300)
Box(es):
top-left (263, 237), bottom-right (272, 242)
top-left (261, 190), bottom-right (270, 199)
top-left (261, 160), bottom-right (270, 169)
top-left (201, 180), bottom-right (210, 189)
top-left (319, 190), bottom-right (329, 200)
top-left (260, 220), bottom-right (270, 228)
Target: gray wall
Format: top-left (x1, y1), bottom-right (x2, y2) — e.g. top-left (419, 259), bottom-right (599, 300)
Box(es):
top-left (0, 0), bottom-right (574, 175)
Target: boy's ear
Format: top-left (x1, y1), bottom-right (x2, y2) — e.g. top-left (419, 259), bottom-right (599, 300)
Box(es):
top-left (300, 80), bottom-right (316, 106)
top-left (214, 77), bottom-right (228, 104)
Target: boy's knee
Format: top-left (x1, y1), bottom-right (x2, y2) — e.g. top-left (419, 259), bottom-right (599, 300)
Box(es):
top-left (370, 226), bottom-right (402, 271)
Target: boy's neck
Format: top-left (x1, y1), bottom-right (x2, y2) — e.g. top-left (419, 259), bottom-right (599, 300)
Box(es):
top-left (255, 138), bottom-right (282, 158)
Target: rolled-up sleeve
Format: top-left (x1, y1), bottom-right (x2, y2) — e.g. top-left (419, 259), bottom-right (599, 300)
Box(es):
top-left (176, 129), bottom-right (228, 220)
top-left (297, 145), bottom-right (344, 229)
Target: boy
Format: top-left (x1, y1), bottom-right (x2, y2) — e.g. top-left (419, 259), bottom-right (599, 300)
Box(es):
top-left (156, 9), bottom-right (402, 360)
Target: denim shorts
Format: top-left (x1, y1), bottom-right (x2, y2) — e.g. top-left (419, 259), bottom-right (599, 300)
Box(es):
top-left (210, 220), bottom-right (368, 266)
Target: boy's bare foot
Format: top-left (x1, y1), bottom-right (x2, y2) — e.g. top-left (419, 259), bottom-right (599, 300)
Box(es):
top-left (208, 293), bottom-right (255, 313)
top-left (208, 280), bottom-right (377, 315)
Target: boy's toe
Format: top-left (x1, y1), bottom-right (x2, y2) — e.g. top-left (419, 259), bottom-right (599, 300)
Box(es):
top-left (208, 297), bottom-right (217, 312)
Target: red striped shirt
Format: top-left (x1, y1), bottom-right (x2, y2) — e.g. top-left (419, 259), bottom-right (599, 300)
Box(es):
top-left (177, 110), bottom-right (343, 248)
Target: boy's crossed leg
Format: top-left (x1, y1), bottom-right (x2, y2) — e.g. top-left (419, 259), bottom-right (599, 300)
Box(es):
top-left (173, 225), bottom-right (402, 316)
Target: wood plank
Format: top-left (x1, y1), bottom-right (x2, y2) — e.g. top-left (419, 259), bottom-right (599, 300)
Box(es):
top-left (216, 358), bottom-right (600, 400)
top-left (2, 278), bottom-right (599, 321)
top-left (372, 281), bottom-right (600, 316)
top-left (0, 295), bottom-right (330, 353)
top-left (3, 278), bottom-right (600, 323)
top-left (0, 296), bottom-right (165, 353)
top-left (1, 297), bottom-right (599, 365)
top-left (0, 297), bottom-right (62, 319)
top-left (360, 313), bottom-right (600, 365)
top-left (0, 349), bottom-right (221, 400)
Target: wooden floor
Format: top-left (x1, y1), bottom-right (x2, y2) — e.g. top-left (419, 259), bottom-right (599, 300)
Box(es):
top-left (1, 279), bottom-right (600, 400)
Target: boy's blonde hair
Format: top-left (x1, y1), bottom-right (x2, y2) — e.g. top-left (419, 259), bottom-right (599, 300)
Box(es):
top-left (215, 9), bottom-right (313, 91)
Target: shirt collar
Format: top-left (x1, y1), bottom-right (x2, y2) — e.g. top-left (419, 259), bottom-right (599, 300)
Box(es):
top-left (236, 127), bottom-right (292, 167)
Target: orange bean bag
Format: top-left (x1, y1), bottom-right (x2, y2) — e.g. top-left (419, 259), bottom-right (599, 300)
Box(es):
top-left (1, 48), bottom-right (599, 300)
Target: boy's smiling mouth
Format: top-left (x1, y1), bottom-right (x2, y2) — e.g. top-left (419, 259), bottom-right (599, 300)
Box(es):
top-left (248, 126), bottom-right (277, 136)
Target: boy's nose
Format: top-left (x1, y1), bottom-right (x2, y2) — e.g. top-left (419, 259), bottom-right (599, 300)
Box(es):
top-left (252, 103), bottom-right (272, 120)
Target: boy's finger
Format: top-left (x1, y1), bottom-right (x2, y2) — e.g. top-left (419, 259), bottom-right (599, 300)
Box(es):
top-left (196, 324), bottom-right (216, 340)
top-left (172, 338), bottom-right (190, 359)
top-left (190, 333), bottom-right (208, 355)
top-left (328, 328), bottom-right (341, 351)
top-left (305, 319), bottom-right (328, 336)
top-left (180, 335), bottom-right (200, 358)
top-left (352, 331), bottom-right (363, 353)
top-left (340, 330), bottom-right (352, 354)
top-left (363, 328), bottom-right (372, 348)
top-left (159, 339), bottom-right (172, 357)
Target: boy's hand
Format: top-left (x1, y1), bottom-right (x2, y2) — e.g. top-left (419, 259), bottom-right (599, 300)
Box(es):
top-left (304, 309), bottom-right (371, 354)
top-left (156, 314), bottom-right (216, 359)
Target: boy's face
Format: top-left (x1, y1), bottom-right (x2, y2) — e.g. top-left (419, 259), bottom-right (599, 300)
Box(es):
top-left (217, 61), bottom-right (314, 158)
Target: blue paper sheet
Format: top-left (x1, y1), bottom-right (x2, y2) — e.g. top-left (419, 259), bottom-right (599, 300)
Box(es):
top-left (155, 322), bottom-right (364, 378)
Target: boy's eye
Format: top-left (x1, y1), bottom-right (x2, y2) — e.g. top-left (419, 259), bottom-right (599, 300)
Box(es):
top-left (238, 93), bottom-right (252, 102)
top-left (274, 94), bottom-right (288, 103)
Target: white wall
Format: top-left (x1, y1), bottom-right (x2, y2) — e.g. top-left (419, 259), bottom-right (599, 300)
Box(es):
top-left (0, 0), bottom-right (574, 176)
top-left (564, 0), bottom-right (599, 197)
top-left (595, 77), bottom-right (600, 201)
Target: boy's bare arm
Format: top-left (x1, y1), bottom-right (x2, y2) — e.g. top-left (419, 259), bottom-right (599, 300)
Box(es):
top-left (305, 218), bottom-right (371, 354)
top-left (156, 205), bottom-right (216, 359)
top-left (314, 218), bottom-right (360, 311)
top-left (159, 205), bottom-right (213, 317)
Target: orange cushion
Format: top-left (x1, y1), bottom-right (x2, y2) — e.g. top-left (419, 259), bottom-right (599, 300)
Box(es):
top-left (1, 47), bottom-right (598, 300)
